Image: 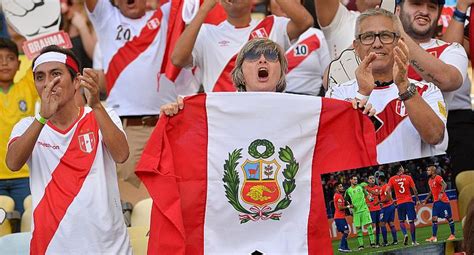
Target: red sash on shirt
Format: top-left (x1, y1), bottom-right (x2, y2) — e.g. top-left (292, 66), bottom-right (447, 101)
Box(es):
top-left (407, 43), bottom-right (450, 81)
top-left (105, 9), bottom-right (164, 95)
top-left (375, 85), bottom-right (429, 144)
top-left (30, 111), bottom-right (100, 255)
top-left (286, 34), bottom-right (321, 73)
top-left (213, 16), bottom-right (276, 92)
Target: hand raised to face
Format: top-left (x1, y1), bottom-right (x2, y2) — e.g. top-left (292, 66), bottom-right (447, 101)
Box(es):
top-left (40, 76), bottom-right (61, 119)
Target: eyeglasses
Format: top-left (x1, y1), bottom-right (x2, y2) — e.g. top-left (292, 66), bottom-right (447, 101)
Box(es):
top-left (243, 49), bottom-right (279, 62)
top-left (357, 31), bottom-right (400, 45)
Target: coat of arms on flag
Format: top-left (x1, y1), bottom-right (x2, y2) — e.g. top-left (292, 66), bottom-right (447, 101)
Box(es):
top-left (223, 139), bottom-right (299, 223)
top-left (78, 132), bottom-right (96, 153)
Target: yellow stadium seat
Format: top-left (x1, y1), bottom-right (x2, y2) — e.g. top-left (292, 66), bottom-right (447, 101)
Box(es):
top-left (0, 195), bottom-right (15, 236)
top-left (131, 198), bottom-right (152, 227)
top-left (130, 237), bottom-right (149, 255)
top-left (458, 183), bottom-right (474, 219)
top-left (455, 170), bottom-right (474, 194)
top-left (23, 195), bottom-right (32, 212)
top-left (21, 208), bottom-right (32, 232)
top-left (127, 226), bottom-right (149, 240)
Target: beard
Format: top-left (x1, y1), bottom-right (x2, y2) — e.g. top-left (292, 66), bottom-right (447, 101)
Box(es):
top-left (399, 10), bottom-right (438, 41)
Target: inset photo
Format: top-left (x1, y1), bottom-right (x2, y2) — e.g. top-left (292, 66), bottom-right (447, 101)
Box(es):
top-left (321, 155), bottom-right (462, 254)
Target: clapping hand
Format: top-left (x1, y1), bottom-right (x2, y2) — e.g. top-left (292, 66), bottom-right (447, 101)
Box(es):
top-left (355, 52), bottom-right (377, 96)
top-left (78, 68), bottom-right (101, 109)
top-left (393, 38), bottom-right (410, 92)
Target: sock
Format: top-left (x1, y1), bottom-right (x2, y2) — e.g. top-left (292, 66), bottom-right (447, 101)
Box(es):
top-left (381, 226), bottom-right (388, 243)
top-left (448, 219), bottom-right (455, 235)
top-left (375, 225), bottom-right (380, 244)
top-left (409, 221), bottom-right (416, 242)
top-left (342, 232), bottom-right (349, 250)
top-left (390, 224), bottom-right (398, 242)
top-left (357, 228), bottom-right (364, 247)
top-left (400, 221), bottom-right (407, 235)
top-left (367, 224), bottom-right (375, 244)
top-left (432, 220), bottom-right (438, 237)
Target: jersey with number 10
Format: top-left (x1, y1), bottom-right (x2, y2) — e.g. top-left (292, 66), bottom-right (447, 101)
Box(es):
top-left (388, 174), bottom-right (416, 204)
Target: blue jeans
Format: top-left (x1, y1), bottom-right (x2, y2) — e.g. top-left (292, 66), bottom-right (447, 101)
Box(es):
top-left (0, 177), bottom-right (30, 215)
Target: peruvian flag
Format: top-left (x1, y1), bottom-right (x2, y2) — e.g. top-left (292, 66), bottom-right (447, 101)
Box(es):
top-left (160, 0), bottom-right (226, 82)
top-left (136, 93), bottom-right (378, 254)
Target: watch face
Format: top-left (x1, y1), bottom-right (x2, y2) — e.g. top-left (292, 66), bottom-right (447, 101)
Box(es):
top-left (399, 83), bottom-right (417, 101)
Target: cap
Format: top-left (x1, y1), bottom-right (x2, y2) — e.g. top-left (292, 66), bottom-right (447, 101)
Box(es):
top-left (396, 0), bottom-right (445, 5)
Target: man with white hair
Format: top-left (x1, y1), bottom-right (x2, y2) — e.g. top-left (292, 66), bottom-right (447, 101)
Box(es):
top-left (326, 8), bottom-right (447, 164)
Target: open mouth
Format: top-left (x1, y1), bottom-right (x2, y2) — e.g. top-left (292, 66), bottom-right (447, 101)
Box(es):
top-left (127, 0), bottom-right (135, 5)
top-left (257, 67), bottom-right (269, 81)
top-left (415, 16), bottom-right (430, 25)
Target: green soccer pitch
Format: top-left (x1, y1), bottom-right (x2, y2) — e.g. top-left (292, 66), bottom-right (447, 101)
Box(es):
top-left (331, 222), bottom-right (463, 254)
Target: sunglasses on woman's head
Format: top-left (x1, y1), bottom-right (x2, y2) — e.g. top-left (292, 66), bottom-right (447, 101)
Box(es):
top-left (243, 49), bottom-right (279, 62)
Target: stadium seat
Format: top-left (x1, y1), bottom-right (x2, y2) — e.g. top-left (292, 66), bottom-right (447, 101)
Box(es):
top-left (23, 195), bottom-right (32, 212)
top-left (0, 232), bottom-right (31, 254)
top-left (130, 237), bottom-right (149, 255)
top-left (127, 226), bottom-right (149, 240)
top-left (131, 198), bottom-right (152, 227)
top-left (455, 170), bottom-right (474, 193)
top-left (21, 208), bottom-right (32, 232)
top-left (458, 183), bottom-right (474, 219)
top-left (0, 195), bottom-right (20, 236)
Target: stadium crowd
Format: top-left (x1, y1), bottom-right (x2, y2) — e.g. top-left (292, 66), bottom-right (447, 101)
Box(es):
top-left (0, 0), bottom-right (474, 254)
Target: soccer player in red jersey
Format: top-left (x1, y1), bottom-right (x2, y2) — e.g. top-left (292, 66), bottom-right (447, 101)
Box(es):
top-left (388, 164), bottom-right (420, 245)
top-left (333, 182), bottom-right (351, 252)
top-left (379, 175), bottom-right (399, 246)
top-left (365, 175), bottom-right (382, 247)
top-left (423, 161), bottom-right (456, 242)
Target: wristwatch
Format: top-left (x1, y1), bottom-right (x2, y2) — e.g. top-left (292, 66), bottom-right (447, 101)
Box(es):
top-left (398, 83), bottom-right (417, 101)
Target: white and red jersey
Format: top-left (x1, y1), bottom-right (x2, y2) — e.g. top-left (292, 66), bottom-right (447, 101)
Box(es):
top-left (319, 3), bottom-right (358, 59)
top-left (285, 28), bottom-right (331, 96)
top-left (327, 79), bottom-right (448, 164)
top-left (191, 16), bottom-right (291, 92)
top-left (88, 1), bottom-right (192, 116)
top-left (408, 39), bottom-right (468, 110)
top-left (9, 107), bottom-right (131, 254)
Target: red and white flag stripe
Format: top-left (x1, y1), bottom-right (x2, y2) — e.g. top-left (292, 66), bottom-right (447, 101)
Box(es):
top-left (136, 93), bottom-right (377, 254)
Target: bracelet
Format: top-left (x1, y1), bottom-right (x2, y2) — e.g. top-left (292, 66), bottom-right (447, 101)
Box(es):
top-left (453, 8), bottom-right (467, 23)
top-left (35, 113), bottom-right (48, 125)
top-left (355, 91), bottom-right (370, 101)
top-left (398, 83), bottom-right (417, 101)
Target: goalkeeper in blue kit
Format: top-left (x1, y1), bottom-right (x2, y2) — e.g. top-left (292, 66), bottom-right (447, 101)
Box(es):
top-left (345, 175), bottom-right (376, 250)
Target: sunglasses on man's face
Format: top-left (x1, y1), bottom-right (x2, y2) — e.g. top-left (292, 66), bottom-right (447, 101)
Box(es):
top-left (243, 49), bottom-right (279, 62)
